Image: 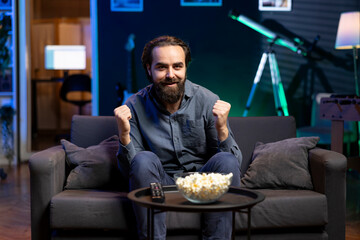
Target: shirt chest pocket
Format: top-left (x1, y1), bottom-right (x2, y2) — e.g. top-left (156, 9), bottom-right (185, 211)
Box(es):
top-left (180, 119), bottom-right (206, 148)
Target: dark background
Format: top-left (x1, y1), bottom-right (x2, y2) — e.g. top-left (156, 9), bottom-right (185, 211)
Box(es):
top-left (97, 0), bottom-right (360, 127)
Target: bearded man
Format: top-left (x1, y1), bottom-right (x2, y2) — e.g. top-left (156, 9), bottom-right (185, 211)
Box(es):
top-left (114, 35), bottom-right (242, 240)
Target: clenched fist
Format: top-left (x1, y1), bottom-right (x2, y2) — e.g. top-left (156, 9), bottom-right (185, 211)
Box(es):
top-left (212, 100), bottom-right (230, 142)
top-left (114, 105), bottom-right (132, 145)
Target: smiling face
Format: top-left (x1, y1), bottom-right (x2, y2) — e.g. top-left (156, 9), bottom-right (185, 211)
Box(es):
top-left (147, 45), bottom-right (187, 105)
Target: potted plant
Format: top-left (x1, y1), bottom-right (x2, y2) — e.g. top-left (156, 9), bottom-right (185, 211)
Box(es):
top-left (0, 12), bottom-right (11, 80)
top-left (0, 105), bottom-right (15, 165)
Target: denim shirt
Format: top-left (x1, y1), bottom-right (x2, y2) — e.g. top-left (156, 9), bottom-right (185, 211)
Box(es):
top-left (117, 80), bottom-right (242, 175)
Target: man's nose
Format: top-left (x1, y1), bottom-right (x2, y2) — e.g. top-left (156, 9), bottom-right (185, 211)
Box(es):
top-left (166, 68), bottom-right (175, 78)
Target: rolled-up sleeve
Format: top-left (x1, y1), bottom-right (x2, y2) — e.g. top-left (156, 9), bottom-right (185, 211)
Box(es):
top-left (116, 103), bottom-right (145, 165)
top-left (218, 128), bottom-right (242, 165)
top-left (117, 141), bottom-right (136, 165)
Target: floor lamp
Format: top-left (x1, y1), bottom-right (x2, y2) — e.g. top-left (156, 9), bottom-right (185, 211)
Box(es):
top-left (335, 11), bottom-right (360, 95)
top-left (335, 11), bottom-right (360, 153)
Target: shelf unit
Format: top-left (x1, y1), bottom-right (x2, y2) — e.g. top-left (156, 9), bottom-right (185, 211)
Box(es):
top-left (0, 5), bottom-right (13, 95)
top-left (0, 0), bottom-right (16, 166)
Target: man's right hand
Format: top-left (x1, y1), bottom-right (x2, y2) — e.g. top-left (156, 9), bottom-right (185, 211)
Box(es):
top-left (114, 105), bottom-right (132, 145)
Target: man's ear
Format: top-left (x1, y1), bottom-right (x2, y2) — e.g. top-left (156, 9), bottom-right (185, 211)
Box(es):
top-left (146, 64), bottom-right (153, 83)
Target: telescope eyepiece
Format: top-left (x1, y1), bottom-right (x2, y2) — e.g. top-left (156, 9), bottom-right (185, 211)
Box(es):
top-left (228, 9), bottom-right (240, 18)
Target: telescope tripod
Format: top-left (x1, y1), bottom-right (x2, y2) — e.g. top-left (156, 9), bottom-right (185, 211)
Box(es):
top-left (243, 50), bottom-right (289, 117)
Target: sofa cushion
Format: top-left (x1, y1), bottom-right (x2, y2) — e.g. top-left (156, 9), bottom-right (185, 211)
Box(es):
top-left (241, 137), bottom-right (319, 190)
top-left (61, 135), bottom-right (125, 190)
top-left (51, 189), bottom-right (327, 233)
top-left (134, 189), bottom-right (327, 232)
top-left (236, 189), bottom-right (328, 230)
top-left (51, 190), bottom-right (203, 232)
top-left (50, 190), bottom-right (136, 230)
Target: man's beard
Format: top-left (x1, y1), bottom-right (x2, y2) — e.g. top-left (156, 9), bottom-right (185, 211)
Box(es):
top-left (154, 77), bottom-right (186, 104)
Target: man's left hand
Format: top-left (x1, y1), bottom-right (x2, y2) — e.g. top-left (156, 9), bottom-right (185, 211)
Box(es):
top-left (212, 100), bottom-right (230, 142)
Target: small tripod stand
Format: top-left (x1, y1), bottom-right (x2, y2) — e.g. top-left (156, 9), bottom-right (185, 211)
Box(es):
top-left (243, 45), bottom-right (289, 117)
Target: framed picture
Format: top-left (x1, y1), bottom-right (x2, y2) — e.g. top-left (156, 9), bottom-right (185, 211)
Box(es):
top-left (181, 0), bottom-right (222, 7)
top-left (259, 0), bottom-right (291, 11)
top-left (111, 0), bottom-right (143, 12)
top-left (0, 0), bottom-right (11, 11)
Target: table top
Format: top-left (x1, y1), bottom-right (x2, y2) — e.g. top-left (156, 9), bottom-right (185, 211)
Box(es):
top-left (128, 185), bottom-right (265, 212)
top-left (320, 96), bottom-right (360, 121)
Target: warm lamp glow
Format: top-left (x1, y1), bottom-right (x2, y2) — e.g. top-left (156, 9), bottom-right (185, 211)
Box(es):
top-left (335, 11), bottom-right (360, 50)
top-left (335, 11), bottom-right (360, 150)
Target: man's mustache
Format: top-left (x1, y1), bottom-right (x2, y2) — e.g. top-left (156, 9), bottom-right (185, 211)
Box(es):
top-left (162, 78), bottom-right (180, 84)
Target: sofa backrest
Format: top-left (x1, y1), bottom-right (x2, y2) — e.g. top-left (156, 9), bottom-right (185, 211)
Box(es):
top-left (71, 115), bottom-right (119, 148)
top-left (71, 115), bottom-right (296, 176)
top-left (228, 116), bottom-right (296, 176)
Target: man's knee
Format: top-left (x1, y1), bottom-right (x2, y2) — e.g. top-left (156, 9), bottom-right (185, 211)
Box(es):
top-left (214, 152), bottom-right (240, 169)
top-left (131, 151), bottom-right (161, 174)
top-left (209, 152), bottom-right (240, 187)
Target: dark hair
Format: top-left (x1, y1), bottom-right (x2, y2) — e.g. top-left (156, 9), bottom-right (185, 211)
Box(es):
top-left (141, 35), bottom-right (191, 81)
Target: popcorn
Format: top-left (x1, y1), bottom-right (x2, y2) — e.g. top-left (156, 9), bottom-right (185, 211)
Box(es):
top-left (175, 172), bottom-right (233, 203)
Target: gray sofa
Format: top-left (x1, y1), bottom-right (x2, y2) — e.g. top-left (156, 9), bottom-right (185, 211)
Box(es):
top-left (29, 115), bottom-right (347, 240)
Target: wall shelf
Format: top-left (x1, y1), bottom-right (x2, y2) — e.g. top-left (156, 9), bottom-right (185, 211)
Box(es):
top-left (0, 0), bottom-right (16, 166)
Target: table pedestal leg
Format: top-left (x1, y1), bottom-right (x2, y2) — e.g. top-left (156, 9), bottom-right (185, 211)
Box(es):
top-left (151, 209), bottom-right (154, 240)
top-left (232, 211), bottom-right (235, 240)
top-left (247, 208), bottom-right (251, 240)
top-left (146, 208), bottom-right (155, 240)
top-left (147, 208), bottom-right (151, 240)
top-left (236, 208), bottom-right (252, 240)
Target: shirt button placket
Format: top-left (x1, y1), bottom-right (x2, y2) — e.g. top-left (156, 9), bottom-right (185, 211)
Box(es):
top-left (170, 116), bottom-right (181, 159)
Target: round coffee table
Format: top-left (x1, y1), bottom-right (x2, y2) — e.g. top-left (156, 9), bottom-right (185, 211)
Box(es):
top-left (128, 185), bottom-right (265, 240)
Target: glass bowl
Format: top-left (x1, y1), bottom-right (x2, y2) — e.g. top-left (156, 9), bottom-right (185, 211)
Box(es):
top-left (174, 172), bottom-right (233, 204)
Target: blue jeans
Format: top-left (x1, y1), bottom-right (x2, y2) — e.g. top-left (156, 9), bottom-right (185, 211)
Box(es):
top-left (129, 151), bottom-right (241, 240)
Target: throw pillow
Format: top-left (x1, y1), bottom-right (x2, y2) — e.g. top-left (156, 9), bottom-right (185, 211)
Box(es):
top-left (241, 137), bottom-right (319, 189)
top-left (61, 135), bottom-right (124, 190)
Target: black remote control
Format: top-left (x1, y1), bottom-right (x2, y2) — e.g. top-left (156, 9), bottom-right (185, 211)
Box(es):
top-left (150, 182), bottom-right (165, 203)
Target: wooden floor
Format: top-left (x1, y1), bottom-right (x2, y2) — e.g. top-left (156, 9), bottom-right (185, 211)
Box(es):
top-left (0, 163), bottom-right (359, 240)
top-left (0, 164), bottom-right (31, 240)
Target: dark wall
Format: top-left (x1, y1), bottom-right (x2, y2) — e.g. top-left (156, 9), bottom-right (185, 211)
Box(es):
top-left (97, 0), bottom-right (261, 117)
top-left (97, 0), bottom-right (360, 125)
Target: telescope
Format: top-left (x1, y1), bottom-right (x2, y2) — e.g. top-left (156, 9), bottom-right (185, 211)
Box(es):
top-left (261, 18), bottom-right (353, 71)
top-left (228, 9), bottom-right (293, 117)
top-left (228, 9), bottom-right (307, 56)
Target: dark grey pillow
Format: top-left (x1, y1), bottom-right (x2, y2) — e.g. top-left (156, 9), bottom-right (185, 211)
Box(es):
top-left (61, 135), bottom-right (123, 190)
top-left (241, 137), bottom-right (319, 189)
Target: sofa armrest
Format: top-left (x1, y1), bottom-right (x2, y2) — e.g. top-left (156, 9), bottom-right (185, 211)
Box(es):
top-left (29, 145), bottom-right (66, 240)
top-left (309, 147), bottom-right (347, 240)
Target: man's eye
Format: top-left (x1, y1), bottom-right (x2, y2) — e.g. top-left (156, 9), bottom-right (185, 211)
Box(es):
top-left (174, 65), bottom-right (183, 70)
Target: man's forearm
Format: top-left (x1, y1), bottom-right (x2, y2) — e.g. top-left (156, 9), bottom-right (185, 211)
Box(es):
top-left (217, 127), bottom-right (229, 142)
top-left (120, 132), bottom-right (131, 146)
